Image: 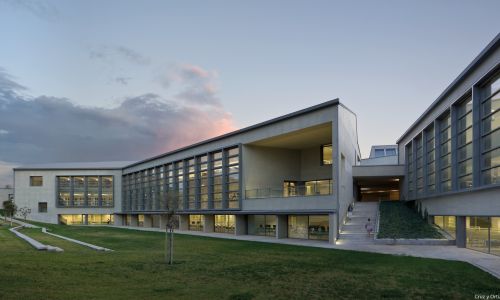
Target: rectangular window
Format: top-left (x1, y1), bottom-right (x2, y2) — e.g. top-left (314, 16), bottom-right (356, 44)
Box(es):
top-left (481, 73), bottom-right (500, 186)
top-left (30, 176), bottom-right (43, 186)
top-left (440, 112), bottom-right (452, 192)
top-left (38, 202), bottom-right (47, 213)
top-left (321, 144), bottom-right (332, 165)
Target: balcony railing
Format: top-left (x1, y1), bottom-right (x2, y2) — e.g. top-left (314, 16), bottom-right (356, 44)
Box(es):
top-left (246, 181), bottom-right (333, 199)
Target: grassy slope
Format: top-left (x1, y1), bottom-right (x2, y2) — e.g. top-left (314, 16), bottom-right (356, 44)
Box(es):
top-left (378, 202), bottom-right (443, 239)
top-left (0, 220), bottom-right (498, 300)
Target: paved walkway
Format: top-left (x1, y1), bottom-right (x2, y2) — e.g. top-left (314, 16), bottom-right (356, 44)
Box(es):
top-left (112, 225), bottom-right (500, 280)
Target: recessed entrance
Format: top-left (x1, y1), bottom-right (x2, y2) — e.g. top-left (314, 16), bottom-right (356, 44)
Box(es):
top-left (355, 177), bottom-right (401, 202)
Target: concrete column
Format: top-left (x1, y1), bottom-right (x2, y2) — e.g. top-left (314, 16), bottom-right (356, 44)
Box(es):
top-left (456, 216), bottom-right (466, 248)
top-left (143, 215), bottom-right (153, 228)
top-left (130, 214), bottom-right (139, 227)
top-left (235, 215), bottom-right (247, 235)
top-left (114, 214), bottom-right (124, 226)
top-left (179, 214), bottom-right (189, 231)
top-left (329, 213), bottom-right (338, 244)
top-left (83, 214), bottom-right (89, 225)
top-left (276, 215), bottom-right (288, 239)
top-left (203, 215), bottom-right (214, 233)
top-left (159, 215), bottom-right (168, 229)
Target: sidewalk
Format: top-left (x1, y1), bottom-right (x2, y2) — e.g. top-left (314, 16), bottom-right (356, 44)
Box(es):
top-left (112, 225), bottom-right (500, 280)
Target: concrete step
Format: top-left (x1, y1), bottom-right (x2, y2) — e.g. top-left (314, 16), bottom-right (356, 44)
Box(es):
top-left (341, 224), bottom-right (366, 231)
top-left (348, 216), bottom-right (375, 222)
top-left (339, 233), bottom-right (374, 240)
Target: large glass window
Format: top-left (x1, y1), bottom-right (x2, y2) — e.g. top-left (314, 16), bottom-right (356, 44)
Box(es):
top-left (73, 177), bottom-right (85, 206)
top-left (467, 217), bottom-right (491, 254)
top-left (102, 176), bottom-right (113, 207)
top-left (406, 143), bottom-right (414, 199)
top-left (88, 214), bottom-right (114, 225)
top-left (481, 73), bottom-right (500, 186)
top-left (175, 161), bottom-right (185, 209)
top-left (211, 151), bottom-right (223, 209)
top-left (87, 176), bottom-right (99, 206)
top-left (415, 135), bottom-right (424, 196)
top-left (215, 215), bottom-right (235, 234)
top-left (426, 125), bottom-right (436, 193)
top-left (198, 155), bottom-right (208, 209)
top-left (187, 158), bottom-right (196, 210)
top-left (59, 214), bottom-right (84, 225)
top-left (321, 144), bottom-right (332, 165)
top-left (457, 98), bottom-right (473, 189)
top-left (288, 215), bottom-right (329, 240)
top-left (226, 147), bottom-right (240, 208)
top-left (188, 215), bottom-right (203, 231)
top-left (433, 216), bottom-right (456, 238)
top-left (439, 113), bottom-right (452, 192)
top-left (248, 215), bottom-right (276, 237)
top-left (58, 176), bottom-right (71, 206)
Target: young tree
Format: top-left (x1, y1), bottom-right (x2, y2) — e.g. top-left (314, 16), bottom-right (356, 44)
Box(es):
top-left (18, 206), bottom-right (31, 221)
top-left (3, 200), bottom-right (17, 227)
top-left (165, 190), bottom-right (180, 265)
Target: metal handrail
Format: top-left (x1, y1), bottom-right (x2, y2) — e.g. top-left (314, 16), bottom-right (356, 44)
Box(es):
top-left (245, 181), bottom-right (332, 199)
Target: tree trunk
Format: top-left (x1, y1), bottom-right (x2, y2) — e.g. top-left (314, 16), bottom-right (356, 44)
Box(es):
top-left (169, 228), bottom-right (174, 265)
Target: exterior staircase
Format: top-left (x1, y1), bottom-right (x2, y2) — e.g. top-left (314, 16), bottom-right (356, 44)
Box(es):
top-left (339, 202), bottom-right (378, 243)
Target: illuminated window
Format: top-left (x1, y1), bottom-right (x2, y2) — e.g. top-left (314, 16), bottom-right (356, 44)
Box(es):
top-left (321, 144), bottom-right (332, 165)
top-left (30, 176), bottom-right (43, 186)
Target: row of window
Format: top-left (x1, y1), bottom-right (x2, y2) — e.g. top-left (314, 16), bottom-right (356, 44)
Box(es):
top-left (122, 146), bottom-right (240, 212)
top-left (406, 71), bottom-right (499, 199)
top-left (57, 176), bottom-right (114, 207)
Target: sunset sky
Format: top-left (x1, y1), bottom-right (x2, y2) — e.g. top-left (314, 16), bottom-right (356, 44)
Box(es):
top-left (0, 0), bottom-right (499, 186)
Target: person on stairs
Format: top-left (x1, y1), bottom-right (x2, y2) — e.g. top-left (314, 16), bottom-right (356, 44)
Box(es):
top-left (365, 218), bottom-right (374, 237)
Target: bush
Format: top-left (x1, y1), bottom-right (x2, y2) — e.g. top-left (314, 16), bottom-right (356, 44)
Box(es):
top-left (377, 201), bottom-right (442, 239)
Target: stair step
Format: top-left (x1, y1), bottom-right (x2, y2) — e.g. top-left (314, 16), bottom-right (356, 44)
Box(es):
top-left (339, 233), bottom-right (374, 240)
top-left (341, 224), bottom-right (365, 231)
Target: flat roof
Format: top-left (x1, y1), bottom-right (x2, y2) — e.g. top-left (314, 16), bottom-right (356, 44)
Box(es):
top-left (124, 98), bottom-right (341, 169)
top-left (14, 161), bottom-right (134, 171)
top-left (396, 32), bottom-right (500, 144)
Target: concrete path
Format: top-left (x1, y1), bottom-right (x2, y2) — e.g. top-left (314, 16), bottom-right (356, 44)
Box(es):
top-left (8, 218), bottom-right (112, 252)
top-left (112, 225), bottom-right (500, 280)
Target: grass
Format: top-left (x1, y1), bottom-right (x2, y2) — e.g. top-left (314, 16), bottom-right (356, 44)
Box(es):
top-left (0, 220), bottom-right (499, 299)
top-left (378, 201), bottom-right (443, 239)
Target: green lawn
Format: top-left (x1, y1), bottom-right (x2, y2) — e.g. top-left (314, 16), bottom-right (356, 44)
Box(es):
top-left (0, 220), bottom-right (498, 300)
top-left (378, 201), bottom-right (443, 239)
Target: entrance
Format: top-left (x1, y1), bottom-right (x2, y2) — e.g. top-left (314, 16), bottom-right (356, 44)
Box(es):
top-left (355, 178), bottom-right (401, 202)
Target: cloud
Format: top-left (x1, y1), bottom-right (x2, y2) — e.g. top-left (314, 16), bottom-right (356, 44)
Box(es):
top-left (0, 0), bottom-right (60, 22)
top-left (114, 77), bottom-right (131, 85)
top-left (89, 46), bottom-right (150, 66)
top-left (159, 64), bottom-right (221, 107)
top-left (0, 68), bottom-right (236, 186)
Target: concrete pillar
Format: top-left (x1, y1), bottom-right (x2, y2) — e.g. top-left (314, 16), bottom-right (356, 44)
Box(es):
top-left (114, 214), bottom-right (124, 226)
top-left (329, 213), bottom-right (338, 244)
top-left (456, 216), bottom-right (466, 248)
top-left (276, 215), bottom-right (288, 239)
top-left (159, 215), bottom-right (168, 230)
top-left (83, 214), bottom-right (89, 225)
top-left (179, 214), bottom-right (189, 231)
top-left (235, 215), bottom-right (247, 235)
top-left (130, 214), bottom-right (139, 227)
top-left (203, 215), bottom-right (214, 233)
top-left (143, 215), bottom-right (153, 228)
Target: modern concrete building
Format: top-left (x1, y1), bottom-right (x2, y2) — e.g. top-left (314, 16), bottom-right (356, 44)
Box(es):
top-left (11, 33), bottom-right (500, 254)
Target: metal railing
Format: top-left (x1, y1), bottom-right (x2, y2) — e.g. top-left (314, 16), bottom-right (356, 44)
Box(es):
top-left (246, 181), bottom-right (332, 199)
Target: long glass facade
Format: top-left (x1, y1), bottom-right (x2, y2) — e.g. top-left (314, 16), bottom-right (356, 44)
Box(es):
top-left (57, 176), bottom-right (114, 208)
top-left (466, 216), bottom-right (500, 256)
top-left (214, 215), bottom-right (235, 234)
top-left (481, 74), bottom-right (500, 185)
top-left (122, 146), bottom-right (241, 212)
top-left (288, 215), bottom-right (329, 241)
top-left (248, 215), bottom-right (276, 236)
top-left (433, 216), bottom-right (456, 238)
top-left (405, 71), bottom-right (499, 200)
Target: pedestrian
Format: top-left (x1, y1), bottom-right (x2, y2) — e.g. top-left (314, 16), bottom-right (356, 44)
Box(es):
top-left (365, 218), bottom-right (373, 237)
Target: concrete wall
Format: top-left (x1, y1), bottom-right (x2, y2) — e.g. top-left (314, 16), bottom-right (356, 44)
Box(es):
top-left (336, 105), bottom-right (360, 226)
top-left (300, 147), bottom-right (331, 181)
top-left (419, 187), bottom-right (500, 216)
top-left (242, 145), bottom-right (301, 190)
top-left (360, 155), bottom-right (398, 166)
top-left (14, 169), bottom-right (122, 224)
top-left (242, 195), bottom-right (334, 211)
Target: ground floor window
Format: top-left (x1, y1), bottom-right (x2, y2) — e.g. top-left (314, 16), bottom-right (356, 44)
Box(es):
top-left (433, 216), bottom-right (456, 238)
top-left (189, 215), bottom-right (203, 231)
top-left (138, 215), bottom-right (144, 227)
top-left (59, 214), bottom-right (84, 225)
top-left (467, 217), bottom-right (500, 256)
top-left (215, 215), bottom-right (235, 234)
top-left (88, 214), bottom-right (114, 225)
top-left (288, 215), bottom-right (329, 241)
top-left (248, 215), bottom-right (276, 237)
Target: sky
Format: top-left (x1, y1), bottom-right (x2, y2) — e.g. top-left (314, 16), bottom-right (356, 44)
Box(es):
top-left (0, 0), bottom-right (499, 186)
